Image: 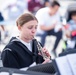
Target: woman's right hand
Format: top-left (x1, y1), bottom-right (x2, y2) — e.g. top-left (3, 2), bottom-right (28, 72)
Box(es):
top-left (42, 58), bottom-right (51, 64)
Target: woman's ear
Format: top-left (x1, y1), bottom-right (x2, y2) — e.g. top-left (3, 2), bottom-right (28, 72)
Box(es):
top-left (17, 25), bottom-right (21, 31)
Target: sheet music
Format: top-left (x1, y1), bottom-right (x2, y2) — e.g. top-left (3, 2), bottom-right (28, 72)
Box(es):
top-left (0, 72), bottom-right (9, 75)
top-left (55, 56), bottom-right (73, 75)
top-left (67, 54), bottom-right (76, 75)
top-left (12, 73), bottom-right (28, 75)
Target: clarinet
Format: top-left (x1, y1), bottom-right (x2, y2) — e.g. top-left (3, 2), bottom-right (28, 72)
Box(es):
top-left (35, 39), bottom-right (49, 60)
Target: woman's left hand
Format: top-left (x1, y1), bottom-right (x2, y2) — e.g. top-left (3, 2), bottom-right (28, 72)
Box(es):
top-left (42, 47), bottom-right (51, 59)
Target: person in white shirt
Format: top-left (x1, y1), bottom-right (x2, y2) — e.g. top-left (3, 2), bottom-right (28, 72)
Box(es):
top-left (35, 1), bottom-right (62, 57)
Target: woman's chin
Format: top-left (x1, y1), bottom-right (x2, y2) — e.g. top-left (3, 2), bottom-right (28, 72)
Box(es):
top-left (29, 37), bottom-right (34, 40)
top-left (31, 37), bottom-right (34, 40)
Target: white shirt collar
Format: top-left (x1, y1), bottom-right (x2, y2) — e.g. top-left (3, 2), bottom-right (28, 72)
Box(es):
top-left (16, 37), bottom-right (32, 52)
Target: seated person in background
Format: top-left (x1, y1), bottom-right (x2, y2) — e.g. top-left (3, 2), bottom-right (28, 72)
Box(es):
top-left (35, 1), bottom-right (62, 57)
top-left (65, 11), bottom-right (76, 49)
top-left (0, 12), bottom-right (5, 31)
top-left (28, 0), bottom-right (44, 14)
top-left (1, 13), bottom-right (51, 69)
top-left (0, 12), bottom-right (5, 43)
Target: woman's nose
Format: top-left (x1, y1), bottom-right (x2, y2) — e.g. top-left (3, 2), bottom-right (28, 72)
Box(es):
top-left (32, 29), bottom-right (36, 33)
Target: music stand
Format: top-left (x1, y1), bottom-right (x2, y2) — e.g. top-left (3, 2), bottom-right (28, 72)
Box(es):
top-left (27, 62), bottom-right (56, 75)
top-left (59, 49), bottom-right (76, 57)
top-left (0, 67), bottom-right (51, 75)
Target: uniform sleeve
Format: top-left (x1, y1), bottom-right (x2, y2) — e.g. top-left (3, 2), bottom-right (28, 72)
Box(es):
top-left (36, 54), bottom-right (44, 64)
top-left (1, 48), bottom-right (20, 69)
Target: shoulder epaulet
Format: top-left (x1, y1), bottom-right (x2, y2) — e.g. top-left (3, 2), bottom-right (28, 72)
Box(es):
top-left (3, 48), bottom-right (12, 52)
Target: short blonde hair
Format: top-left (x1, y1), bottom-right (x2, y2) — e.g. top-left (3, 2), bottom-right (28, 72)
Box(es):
top-left (16, 13), bottom-right (38, 26)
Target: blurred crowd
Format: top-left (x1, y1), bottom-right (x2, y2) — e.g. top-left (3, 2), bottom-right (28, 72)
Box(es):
top-left (0, 0), bottom-right (76, 58)
top-left (0, 0), bottom-right (54, 44)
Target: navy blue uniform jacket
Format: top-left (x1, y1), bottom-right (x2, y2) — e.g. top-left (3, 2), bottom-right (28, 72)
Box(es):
top-left (1, 37), bottom-right (44, 69)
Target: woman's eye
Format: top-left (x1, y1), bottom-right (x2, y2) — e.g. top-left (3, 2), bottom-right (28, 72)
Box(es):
top-left (28, 25), bottom-right (38, 29)
top-left (28, 26), bottom-right (32, 29)
top-left (35, 26), bottom-right (37, 29)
